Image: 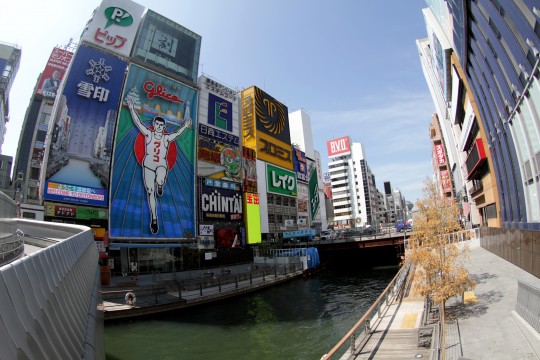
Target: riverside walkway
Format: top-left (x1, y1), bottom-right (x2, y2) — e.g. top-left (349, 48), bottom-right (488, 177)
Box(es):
top-left (326, 239), bottom-right (540, 360)
top-left (99, 262), bottom-right (305, 320)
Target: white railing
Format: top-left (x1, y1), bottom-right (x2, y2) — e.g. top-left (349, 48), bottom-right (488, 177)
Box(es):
top-left (516, 280), bottom-right (540, 334)
top-left (0, 194), bottom-right (103, 359)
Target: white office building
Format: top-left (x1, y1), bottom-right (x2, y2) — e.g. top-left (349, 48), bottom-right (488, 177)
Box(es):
top-left (326, 136), bottom-right (378, 229)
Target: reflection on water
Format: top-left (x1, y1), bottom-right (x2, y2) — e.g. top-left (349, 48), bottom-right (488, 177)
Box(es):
top-left (105, 267), bottom-right (397, 360)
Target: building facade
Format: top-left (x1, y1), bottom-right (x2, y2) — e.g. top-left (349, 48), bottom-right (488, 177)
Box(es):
top-left (444, 0), bottom-right (540, 230)
top-left (327, 136), bottom-right (378, 229)
top-left (0, 41), bottom-right (21, 154)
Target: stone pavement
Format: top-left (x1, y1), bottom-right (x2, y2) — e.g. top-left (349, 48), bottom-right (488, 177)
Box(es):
top-left (443, 241), bottom-right (540, 360)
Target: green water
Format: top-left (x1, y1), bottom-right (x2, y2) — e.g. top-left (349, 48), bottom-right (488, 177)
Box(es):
top-left (105, 267), bottom-right (396, 360)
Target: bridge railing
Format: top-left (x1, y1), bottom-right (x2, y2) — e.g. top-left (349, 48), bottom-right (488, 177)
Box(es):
top-left (0, 193), bottom-right (102, 360)
top-left (321, 261), bottom-right (412, 360)
top-left (516, 279), bottom-right (540, 334)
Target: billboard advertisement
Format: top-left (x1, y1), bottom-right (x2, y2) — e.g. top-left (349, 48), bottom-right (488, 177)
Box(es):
top-left (43, 44), bottom-right (128, 207)
top-left (131, 10), bottom-right (201, 83)
top-left (44, 201), bottom-right (108, 220)
top-left (197, 124), bottom-right (241, 182)
top-left (309, 168), bottom-right (320, 220)
top-left (198, 182), bottom-right (243, 222)
top-left (293, 147), bottom-right (308, 182)
top-left (109, 63), bottom-right (198, 238)
top-left (266, 163), bottom-right (297, 197)
top-left (36, 47), bottom-right (73, 98)
top-left (241, 86), bottom-right (293, 170)
top-left (440, 170), bottom-right (452, 193)
top-left (81, 0), bottom-right (146, 57)
top-left (242, 146), bottom-right (257, 193)
top-left (327, 136), bottom-right (351, 157)
top-left (244, 193), bottom-right (261, 244)
top-left (435, 144), bottom-right (446, 165)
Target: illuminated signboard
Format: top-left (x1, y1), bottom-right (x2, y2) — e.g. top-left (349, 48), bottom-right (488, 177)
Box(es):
top-left (42, 44), bottom-right (127, 207)
top-left (197, 124), bottom-right (241, 182)
top-left (109, 63), bottom-right (197, 239)
top-left (44, 202), bottom-right (108, 220)
top-left (244, 193), bottom-right (261, 244)
top-left (309, 169), bottom-right (320, 220)
top-left (36, 47), bottom-right (73, 98)
top-left (327, 136), bottom-right (351, 157)
top-left (440, 170), bottom-right (452, 193)
top-left (241, 86), bottom-right (293, 170)
top-left (81, 0), bottom-right (145, 57)
top-left (131, 10), bottom-right (201, 83)
top-left (435, 144), bottom-right (446, 165)
top-left (293, 147), bottom-right (308, 182)
top-left (242, 147), bottom-right (257, 193)
top-left (266, 163), bottom-right (297, 197)
top-left (198, 183), bottom-right (243, 222)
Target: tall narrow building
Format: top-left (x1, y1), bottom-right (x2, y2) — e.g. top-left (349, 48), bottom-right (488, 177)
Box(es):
top-left (326, 136), bottom-right (378, 229)
top-left (0, 41), bottom-right (21, 154)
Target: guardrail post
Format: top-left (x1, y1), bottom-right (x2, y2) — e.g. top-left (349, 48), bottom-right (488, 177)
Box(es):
top-left (235, 276), bottom-right (238, 289)
top-left (199, 283), bottom-right (203, 296)
top-left (218, 278), bottom-right (221, 292)
top-left (250, 273), bottom-right (253, 285)
top-left (178, 285), bottom-right (182, 299)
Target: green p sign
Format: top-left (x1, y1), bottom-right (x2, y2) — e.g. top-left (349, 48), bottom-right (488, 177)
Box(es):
top-left (105, 7), bottom-right (134, 28)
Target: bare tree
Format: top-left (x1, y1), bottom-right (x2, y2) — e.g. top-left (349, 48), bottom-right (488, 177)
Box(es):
top-left (407, 178), bottom-right (476, 306)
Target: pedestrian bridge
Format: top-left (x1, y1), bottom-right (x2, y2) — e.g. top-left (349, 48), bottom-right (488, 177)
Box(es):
top-left (0, 192), bottom-right (102, 359)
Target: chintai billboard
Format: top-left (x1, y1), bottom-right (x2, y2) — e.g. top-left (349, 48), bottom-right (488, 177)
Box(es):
top-left (42, 44), bottom-right (128, 207)
top-left (109, 63), bottom-right (198, 239)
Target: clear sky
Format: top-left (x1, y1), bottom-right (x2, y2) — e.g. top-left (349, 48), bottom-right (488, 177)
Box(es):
top-left (1, 0), bottom-right (434, 204)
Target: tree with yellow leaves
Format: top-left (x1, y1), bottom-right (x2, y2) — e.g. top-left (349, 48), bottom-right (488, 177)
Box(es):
top-left (407, 178), bottom-right (475, 306)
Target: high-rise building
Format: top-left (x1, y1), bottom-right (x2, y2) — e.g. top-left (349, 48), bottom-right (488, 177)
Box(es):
top-left (0, 41), bottom-right (21, 154)
top-left (441, 1), bottom-right (540, 229)
top-left (11, 45), bottom-right (75, 220)
top-left (326, 136), bottom-right (378, 229)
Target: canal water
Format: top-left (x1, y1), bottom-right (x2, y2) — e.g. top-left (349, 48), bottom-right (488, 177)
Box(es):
top-left (104, 266), bottom-right (397, 360)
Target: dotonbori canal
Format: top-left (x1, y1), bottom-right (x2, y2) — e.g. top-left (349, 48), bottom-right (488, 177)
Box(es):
top-left (104, 266), bottom-right (397, 360)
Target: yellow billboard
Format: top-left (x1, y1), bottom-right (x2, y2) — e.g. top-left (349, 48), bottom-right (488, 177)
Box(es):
top-left (241, 86), bottom-right (292, 170)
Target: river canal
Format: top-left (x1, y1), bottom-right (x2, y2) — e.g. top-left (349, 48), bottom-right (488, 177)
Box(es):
top-left (104, 266), bottom-right (397, 360)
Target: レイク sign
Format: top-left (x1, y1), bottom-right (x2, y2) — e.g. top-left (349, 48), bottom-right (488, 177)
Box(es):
top-left (267, 163), bottom-right (297, 197)
top-left (327, 136), bottom-right (351, 156)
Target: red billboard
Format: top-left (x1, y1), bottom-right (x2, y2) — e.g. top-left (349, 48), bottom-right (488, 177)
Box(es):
top-left (435, 144), bottom-right (446, 165)
top-left (36, 47), bottom-right (73, 98)
top-left (327, 136), bottom-right (351, 157)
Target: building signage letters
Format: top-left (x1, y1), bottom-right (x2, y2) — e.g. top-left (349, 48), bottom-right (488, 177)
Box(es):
top-left (267, 164), bottom-right (297, 197)
top-left (327, 136), bottom-right (351, 156)
top-left (260, 137), bottom-right (291, 162)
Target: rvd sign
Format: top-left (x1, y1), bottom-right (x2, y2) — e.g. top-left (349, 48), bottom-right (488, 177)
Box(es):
top-left (266, 163), bottom-right (297, 197)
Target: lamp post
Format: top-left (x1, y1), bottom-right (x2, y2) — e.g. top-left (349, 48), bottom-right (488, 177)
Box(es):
top-left (13, 171), bottom-right (24, 202)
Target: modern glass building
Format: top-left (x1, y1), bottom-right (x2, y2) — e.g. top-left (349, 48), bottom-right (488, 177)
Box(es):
top-left (446, 0), bottom-right (540, 229)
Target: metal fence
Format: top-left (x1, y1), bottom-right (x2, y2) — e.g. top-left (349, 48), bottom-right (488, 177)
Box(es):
top-left (320, 261), bottom-right (411, 360)
top-left (516, 279), bottom-right (540, 333)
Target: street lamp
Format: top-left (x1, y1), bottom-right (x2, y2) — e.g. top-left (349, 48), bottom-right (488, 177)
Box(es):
top-left (13, 171), bottom-right (24, 200)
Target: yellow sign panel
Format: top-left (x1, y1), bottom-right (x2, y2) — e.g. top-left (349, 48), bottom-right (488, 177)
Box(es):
top-left (257, 132), bottom-right (293, 170)
top-left (241, 86), bottom-right (292, 170)
top-left (243, 193), bottom-right (261, 244)
top-left (241, 87), bottom-right (257, 150)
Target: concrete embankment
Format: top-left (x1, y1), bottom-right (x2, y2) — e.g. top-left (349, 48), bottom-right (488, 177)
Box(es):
top-left (100, 265), bottom-right (305, 320)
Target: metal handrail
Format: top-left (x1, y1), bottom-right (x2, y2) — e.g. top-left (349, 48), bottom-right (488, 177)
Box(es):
top-left (0, 229), bottom-right (24, 265)
top-left (321, 261), bottom-right (411, 359)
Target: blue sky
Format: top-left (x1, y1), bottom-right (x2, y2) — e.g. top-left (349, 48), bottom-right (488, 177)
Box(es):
top-left (1, 0), bottom-right (433, 203)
